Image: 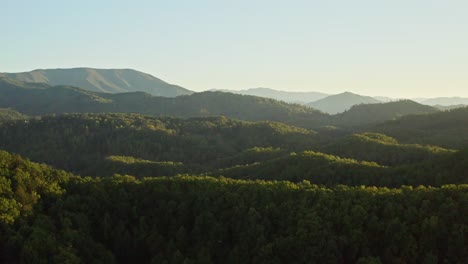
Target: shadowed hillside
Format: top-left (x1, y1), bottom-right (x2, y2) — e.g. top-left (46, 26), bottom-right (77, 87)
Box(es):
top-left (332, 100), bottom-right (439, 127)
top-left (0, 113), bottom-right (320, 177)
top-left (319, 132), bottom-right (454, 166)
top-left (371, 107), bottom-right (468, 148)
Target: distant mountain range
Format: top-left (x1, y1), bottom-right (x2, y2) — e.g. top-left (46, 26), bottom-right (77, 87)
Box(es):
top-left (0, 77), bottom-right (327, 129)
top-left (0, 68), bottom-right (193, 97)
top-left (307, 92), bottom-right (381, 114)
top-left (432, 104), bottom-right (467, 111)
top-left (421, 97), bottom-right (468, 106)
top-left (0, 78), bottom-right (443, 130)
top-left (2, 68), bottom-right (466, 110)
top-left (212, 88), bottom-right (329, 104)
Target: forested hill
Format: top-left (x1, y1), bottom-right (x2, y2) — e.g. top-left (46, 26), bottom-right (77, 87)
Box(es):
top-left (0, 150), bottom-right (467, 263)
top-left (0, 113), bottom-right (465, 187)
top-left (0, 108), bottom-right (28, 121)
top-left (332, 100), bottom-right (440, 127)
top-left (0, 68), bottom-right (193, 96)
top-left (0, 113), bottom-right (320, 177)
top-left (370, 107), bottom-right (468, 149)
top-left (319, 132), bottom-right (454, 166)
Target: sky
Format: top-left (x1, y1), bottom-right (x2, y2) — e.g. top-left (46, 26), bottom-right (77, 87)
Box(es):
top-left (2, 0), bottom-right (468, 97)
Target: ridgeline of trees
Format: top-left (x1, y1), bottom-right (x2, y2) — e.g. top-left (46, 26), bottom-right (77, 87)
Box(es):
top-left (0, 113), bottom-right (320, 177)
top-left (1, 78), bottom-right (467, 263)
top-left (332, 100), bottom-right (439, 127)
top-left (0, 113), bottom-right (466, 187)
top-left (0, 151), bottom-right (466, 263)
top-left (318, 133), bottom-right (454, 166)
top-left (216, 151), bottom-right (388, 186)
top-left (371, 107), bottom-right (468, 149)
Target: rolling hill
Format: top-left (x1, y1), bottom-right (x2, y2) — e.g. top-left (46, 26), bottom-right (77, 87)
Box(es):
top-left (0, 108), bottom-right (28, 121)
top-left (319, 132), bottom-right (454, 166)
top-left (1, 78), bottom-right (462, 132)
top-left (371, 107), bottom-right (468, 148)
top-left (332, 100), bottom-right (440, 127)
top-left (307, 92), bottom-right (381, 114)
top-left (0, 78), bottom-right (329, 128)
top-left (0, 113), bottom-right (320, 177)
top-left (0, 68), bottom-right (193, 97)
top-left (216, 151), bottom-right (388, 185)
top-left (1, 149), bottom-right (466, 263)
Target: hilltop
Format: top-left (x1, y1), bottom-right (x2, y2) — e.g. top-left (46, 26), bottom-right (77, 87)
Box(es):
top-left (332, 100), bottom-right (439, 127)
top-left (371, 107), bottom-right (468, 148)
top-left (307, 92), bottom-right (381, 114)
top-left (0, 68), bottom-right (193, 97)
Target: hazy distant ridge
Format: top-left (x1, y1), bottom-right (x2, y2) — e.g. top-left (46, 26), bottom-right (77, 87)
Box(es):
top-left (213, 88), bottom-right (329, 104)
top-left (307, 92), bottom-right (381, 114)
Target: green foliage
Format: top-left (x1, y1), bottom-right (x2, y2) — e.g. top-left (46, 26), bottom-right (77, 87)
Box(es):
top-left (320, 133), bottom-right (455, 166)
top-left (0, 151), bottom-right (69, 224)
top-left (395, 148), bottom-right (468, 186)
top-left (103, 156), bottom-right (187, 178)
top-left (215, 147), bottom-right (287, 168)
top-left (0, 108), bottom-right (29, 122)
top-left (1, 77), bottom-right (467, 263)
top-left (0, 113), bottom-right (466, 186)
top-left (371, 107), bottom-right (468, 148)
top-left (0, 113), bottom-right (319, 177)
top-left (333, 100), bottom-right (439, 127)
top-left (0, 167), bottom-right (466, 263)
top-left (216, 151), bottom-right (390, 186)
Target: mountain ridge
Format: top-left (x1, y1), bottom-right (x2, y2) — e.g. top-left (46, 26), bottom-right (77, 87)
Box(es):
top-left (0, 67), bottom-right (193, 97)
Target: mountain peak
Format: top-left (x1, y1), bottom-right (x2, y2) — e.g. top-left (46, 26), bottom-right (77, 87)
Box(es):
top-left (0, 68), bottom-right (193, 97)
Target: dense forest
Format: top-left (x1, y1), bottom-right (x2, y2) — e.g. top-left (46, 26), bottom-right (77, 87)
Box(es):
top-left (0, 76), bottom-right (467, 263)
top-left (0, 113), bottom-right (465, 188)
top-left (0, 151), bottom-right (466, 263)
top-left (0, 114), bottom-right (320, 177)
top-left (370, 107), bottom-right (468, 148)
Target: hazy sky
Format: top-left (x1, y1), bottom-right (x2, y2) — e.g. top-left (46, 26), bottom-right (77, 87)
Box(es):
top-left (2, 0), bottom-right (468, 97)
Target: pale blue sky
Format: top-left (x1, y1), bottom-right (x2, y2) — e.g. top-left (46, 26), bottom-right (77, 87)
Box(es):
top-left (2, 0), bottom-right (468, 97)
